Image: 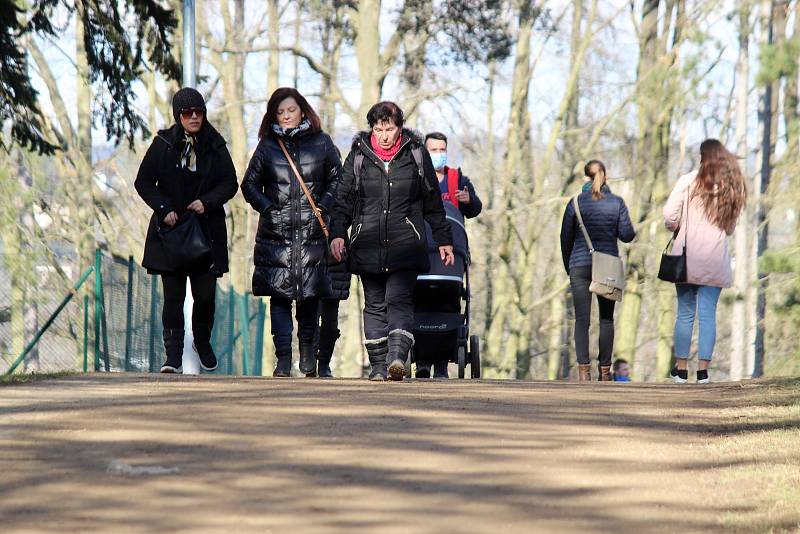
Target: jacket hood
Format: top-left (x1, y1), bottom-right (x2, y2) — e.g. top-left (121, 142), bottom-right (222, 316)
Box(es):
top-left (352, 128), bottom-right (425, 149)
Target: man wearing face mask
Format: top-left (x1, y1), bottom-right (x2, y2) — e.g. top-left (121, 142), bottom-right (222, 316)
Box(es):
top-left (419, 132), bottom-right (482, 379)
top-left (424, 132), bottom-right (483, 220)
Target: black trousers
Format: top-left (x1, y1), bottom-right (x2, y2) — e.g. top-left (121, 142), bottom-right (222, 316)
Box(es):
top-left (360, 270), bottom-right (417, 340)
top-left (569, 265), bottom-right (616, 367)
top-left (161, 272), bottom-right (217, 339)
top-left (319, 298), bottom-right (340, 332)
top-left (270, 297), bottom-right (319, 351)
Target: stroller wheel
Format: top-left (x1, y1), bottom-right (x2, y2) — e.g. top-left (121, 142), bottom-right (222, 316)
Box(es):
top-left (457, 346), bottom-right (466, 379)
top-left (470, 335), bottom-right (481, 379)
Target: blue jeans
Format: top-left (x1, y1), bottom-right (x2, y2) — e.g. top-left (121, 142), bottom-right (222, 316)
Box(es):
top-left (270, 297), bottom-right (320, 351)
top-left (673, 284), bottom-right (722, 361)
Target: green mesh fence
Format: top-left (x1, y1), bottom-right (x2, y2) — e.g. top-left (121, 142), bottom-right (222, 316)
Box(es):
top-left (2, 249), bottom-right (266, 376)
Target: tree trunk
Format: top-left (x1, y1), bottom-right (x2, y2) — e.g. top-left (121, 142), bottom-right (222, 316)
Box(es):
top-left (353, 0), bottom-right (383, 121)
top-left (267, 0), bottom-right (280, 96)
top-left (730, 1), bottom-right (751, 381)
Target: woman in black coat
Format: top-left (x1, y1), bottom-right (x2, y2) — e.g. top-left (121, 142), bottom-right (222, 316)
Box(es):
top-left (329, 101), bottom-right (454, 381)
top-left (135, 87), bottom-right (238, 374)
top-left (241, 87), bottom-right (341, 377)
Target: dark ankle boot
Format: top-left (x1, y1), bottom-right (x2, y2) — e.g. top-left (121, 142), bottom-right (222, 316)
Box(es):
top-left (365, 338), bottom-right (388, 381)
top-left (192, 323), bottom-right (217, 372)
top-left (273, 348), bottom-right (292, 377)
top-left (161, 328), bottom-right (184, 373)
top-left (387, 329), bottom-right (414, 381)
top-left (577, 364), bottom-right (591, 381)
top-left (316, 328), bottom-right (339, 378)
top-left (299, 340), bottom-right (316, 377)
top-left (415, 361), bottom-right (431, 379)
top-left (599, 365), bottom-right (612, 381)
top-left (433, 361), bottom-right (449, 379)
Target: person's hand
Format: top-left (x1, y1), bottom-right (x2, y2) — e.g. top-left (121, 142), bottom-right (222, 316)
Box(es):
top-left (440, 245), bottom-right (454, 266)
top-left (330, 238), bottom-right (346, 262)
top-left (454, 187), bottom-right (470, 204)
top-left (187, 200), bottom-right (205, 214)
top-left (163, 211), bottom-right (178, 226)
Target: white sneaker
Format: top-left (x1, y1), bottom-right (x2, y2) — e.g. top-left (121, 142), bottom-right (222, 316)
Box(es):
top-left (670, 367), bottom-right (687, 384)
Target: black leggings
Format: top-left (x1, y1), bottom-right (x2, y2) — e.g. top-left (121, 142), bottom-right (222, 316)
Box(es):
top-left (161, 272), bottom-right (217, 334)
top-left (569, 265), bottom-right (615, 366)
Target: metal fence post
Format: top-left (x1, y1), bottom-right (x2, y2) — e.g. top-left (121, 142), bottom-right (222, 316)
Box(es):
top-left (238, 293), bottom-right (251, 376)
top-left (94, 250), bottom-right (101, 371)
top-left (227, 289), bottom-right (235, 374)
top-left (124, 255), bottom-right (134, 371)
top-left (98, 255), bottom-right (111, 372)
top-left (83, 294), bottom-right (89, 373)
top-left (254, 298), bottom-right (266, 376)
top-left (149, 274), bottom-right (159, 372)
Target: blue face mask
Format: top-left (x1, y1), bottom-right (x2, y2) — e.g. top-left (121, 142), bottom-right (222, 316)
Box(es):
top-left (430, 152), bottom-right (447, 170)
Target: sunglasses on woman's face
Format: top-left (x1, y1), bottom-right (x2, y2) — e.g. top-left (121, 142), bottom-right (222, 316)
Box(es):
top-left (180, 108), bottom-right (204, 119)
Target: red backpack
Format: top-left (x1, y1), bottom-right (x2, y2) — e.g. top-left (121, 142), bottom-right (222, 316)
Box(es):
top-left (445, 166), bottom-right (460, 208)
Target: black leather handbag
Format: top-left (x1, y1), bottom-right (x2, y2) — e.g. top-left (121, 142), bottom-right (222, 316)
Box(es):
top-left (657, 231), bottom-right (687, 283)
top-left (658, 189), bottom-right (688, 283)
top-left (142, 211), bottom-right (211, 272)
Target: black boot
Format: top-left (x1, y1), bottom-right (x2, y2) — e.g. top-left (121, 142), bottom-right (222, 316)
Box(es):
top-left (273, 348), bottom-right (292, 377)
top-left (387, 329), bottom-right (414, 381)
top-left (365, 338), bottom-right (388, 381)
top-left (299, 339), bottom-right (316, 377)
top-left (415, 361), bottom-right (431, 379)
top-left (316, 327), bottom-right (339, 378)
top-left (433, 361), bottom-right (449, 379)
top-left (192, 323), bottom-right (217, 372)
top-left (160, 328), bottom-right (184, 373)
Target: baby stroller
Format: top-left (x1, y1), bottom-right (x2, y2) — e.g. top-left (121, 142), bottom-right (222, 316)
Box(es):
top-left (409, 202), bottom-right (480, 379)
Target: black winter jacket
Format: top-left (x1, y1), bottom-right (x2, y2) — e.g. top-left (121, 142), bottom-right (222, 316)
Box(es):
top-left (330, 130), bottom-right (452, 275)
top-left (560, 184), bottom-right (636, 274)
top-left (135, 123), bottom-right (238, 276)
top-left (241, 129), bottom-right (341, 300)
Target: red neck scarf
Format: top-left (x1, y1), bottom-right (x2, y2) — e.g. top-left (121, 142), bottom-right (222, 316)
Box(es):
top-left (371, 133), bottom-right (403, 161)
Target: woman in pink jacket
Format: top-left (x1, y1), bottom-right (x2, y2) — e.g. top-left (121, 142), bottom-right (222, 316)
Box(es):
top-left (663, 139), bottom-right (746, 383)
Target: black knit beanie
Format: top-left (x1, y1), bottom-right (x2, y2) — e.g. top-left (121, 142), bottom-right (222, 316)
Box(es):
top-left (172, 87), bottom-right (206, 124)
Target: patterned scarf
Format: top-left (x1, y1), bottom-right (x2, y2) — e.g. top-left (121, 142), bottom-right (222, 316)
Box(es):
top-left (370, 133), bottom-right (403, 162)
top-left (180, 134), bottom-right (197, 171)
top-left (271, 119), bottom-right (311, 138)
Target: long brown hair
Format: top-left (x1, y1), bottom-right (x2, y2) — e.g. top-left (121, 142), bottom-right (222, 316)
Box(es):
top-left (258, 87), bottom-right (321, 139)
top-left (584, 160), bottom-right (607, 200)
top-left (694, 139), bottom-right (747, 232)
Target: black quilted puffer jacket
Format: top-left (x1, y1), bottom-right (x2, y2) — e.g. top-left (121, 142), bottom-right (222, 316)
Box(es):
top-left (329, 130), bottom-right (452, 275)
top-left (241, 129), bottom-right (341, 300)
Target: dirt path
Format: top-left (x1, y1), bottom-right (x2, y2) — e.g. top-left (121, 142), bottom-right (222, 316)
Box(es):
top-left (1, 374), bottom-right (798, 533)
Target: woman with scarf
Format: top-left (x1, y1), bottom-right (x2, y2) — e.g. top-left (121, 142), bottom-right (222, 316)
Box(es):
top-left (241, 87), bottom-right (341, 377)
top-left (135, 87), bottom-right (238, 373)
top-left (329, 101), bottom-right (454, 381)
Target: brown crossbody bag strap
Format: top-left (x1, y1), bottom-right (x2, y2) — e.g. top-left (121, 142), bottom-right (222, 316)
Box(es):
top-left (277, 138), bottom-right (329, 239)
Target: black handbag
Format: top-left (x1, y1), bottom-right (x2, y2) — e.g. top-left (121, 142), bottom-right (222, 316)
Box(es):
top-left (142, 211), bottom-right (211, 272)
top-left (658, 189), bottom-right (688, 283)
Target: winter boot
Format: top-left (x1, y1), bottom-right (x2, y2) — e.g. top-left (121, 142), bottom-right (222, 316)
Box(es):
top-left (577, 363), bottom-right (591, 382)
top-left (160, 328), bottom-right (184, 373)
top-left (316, 327), bottom-right (339, 379)
top-left (415, 361), bottom-right (431, 379)
top-left (365, 338), bottom-right (388, 381)
top-left (192, 323), bottom-right (217, 372)
top-left (273, 348), bottom-right (292, 377)
top-left (299, 339), bottom-right (317, 377)
top-left (599, 365), bottom-right (612, 381)
top-left (387, 329), bottom-right (414, 382)
top-left (433, 361), bottom-right (449, 379)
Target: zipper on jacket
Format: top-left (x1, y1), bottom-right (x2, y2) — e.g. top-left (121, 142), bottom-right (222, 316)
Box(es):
top-left (404, 217), bottom-right (421, 240)
top-left (350, 223), bottom-right (363, 245)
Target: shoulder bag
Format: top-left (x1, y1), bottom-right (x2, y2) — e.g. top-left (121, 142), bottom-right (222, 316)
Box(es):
top-left (657, 188), bottom-right (689, 283)
top-left (572, 196), bottom-right (625, 302)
